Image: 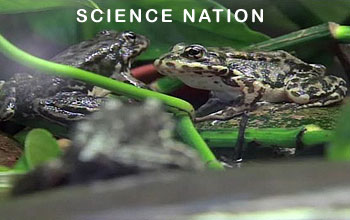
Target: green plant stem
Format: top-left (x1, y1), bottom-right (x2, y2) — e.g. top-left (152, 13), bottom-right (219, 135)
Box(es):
top-left (245, 22), bottom-right (350, 51)
top-left (176, 114), bottom-right (223, 170)
top-left (151, 76), bottom-right (185, 94)
top-left (155, 23), bottom-right (350, 94)
top-left (199, 127), bottom-right (334, 148)
top-left (0, 34), bottom-right (223, 169)
top-left (85, 0), bottom-right (100, 10)
top-left (333, 25), bottom-right (350, 42)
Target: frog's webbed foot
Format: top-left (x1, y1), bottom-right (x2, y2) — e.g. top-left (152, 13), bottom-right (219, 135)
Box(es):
top-left (0, 80), bottom-right (17, 121)
top-left (34, 91), bottom-right (106, 126)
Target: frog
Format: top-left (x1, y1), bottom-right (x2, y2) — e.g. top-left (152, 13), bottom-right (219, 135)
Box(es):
top-left (12, 99), bottom-right (203, 195)
top-left (0, 30), bottom-right (149, 125)
top-left (154, 43), bottom-right (348, 121)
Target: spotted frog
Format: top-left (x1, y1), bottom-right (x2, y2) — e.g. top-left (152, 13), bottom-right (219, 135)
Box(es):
top-left (0, 30), bottom-right (149, 125)
top-left (155, 44), bottom-right (348, 121)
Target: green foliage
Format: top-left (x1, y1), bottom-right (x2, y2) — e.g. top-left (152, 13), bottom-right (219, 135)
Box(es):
top-left (24, 129), bottom-right (62, 169)
top-left (12, 129), bottom-right (62, 172)
top-left (0, 166), bottom-right (10, 172)
top-left (1, 0), bottom-right (269, 60)
top-left (327, 105), bottom-right (350, 161)
top-left (0, 0), bottom-right (99, 13)
top-left (82, 0), bottom-right (269, 60)
top-left (12, 157), bottom-right (29, 171)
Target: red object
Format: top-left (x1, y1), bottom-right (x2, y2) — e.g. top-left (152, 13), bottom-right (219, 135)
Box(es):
top-left (131, 64), bottom-right (209, 108)
top-left (131, 64), bottom-right (161, 83)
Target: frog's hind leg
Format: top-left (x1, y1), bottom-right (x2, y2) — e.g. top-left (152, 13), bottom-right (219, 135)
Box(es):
top-left (297, 86), bottom-right (347, 108)
top-left (0, 80), bottom-right (17, 121)
top-left (34, 91), bottom-right (106, 126)
top-left (286, 74), bottom-right (347, 108)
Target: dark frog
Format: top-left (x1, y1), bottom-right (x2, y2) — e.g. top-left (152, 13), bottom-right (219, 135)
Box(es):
top-left (0, 30), bottom-right (149, 125)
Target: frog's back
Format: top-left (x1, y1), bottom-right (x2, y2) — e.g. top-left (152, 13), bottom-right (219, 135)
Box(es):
top-left (27, 31), bottom-right (122, 96)
top-left (50, 31), bottom-right (120, 73)
top-left (226, 58), bottom-right (288, 88)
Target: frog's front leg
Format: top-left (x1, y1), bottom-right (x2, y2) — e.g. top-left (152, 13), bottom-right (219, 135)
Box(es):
top-left (91, 63), bottom-right (147, 97)
top-left (285, 74), bottom-right (347, 108)
top-left (196, 91), bottom-right (242, 117)
top-left (113, 63), bottom-right (148, 88)
top-left (34, 91), bottom-right (106, 126)
top-left (0, 80), bottom-right (17, 121)
top-left (195, 76), bottom-right (266, 121)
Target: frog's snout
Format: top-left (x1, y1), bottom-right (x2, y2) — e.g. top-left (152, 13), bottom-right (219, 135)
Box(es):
top-left (153, 58), bottom-right (169, 76)
top-left (154, 58), bottom-right (161, 67)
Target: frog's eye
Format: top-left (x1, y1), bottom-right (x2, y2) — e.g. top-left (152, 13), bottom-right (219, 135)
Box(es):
top-left (183, 45), bottom-right (206, 59)
top-left (122, 31), bottom-right (136, 42)
top-left (97, 30), bottom-right (111, 36)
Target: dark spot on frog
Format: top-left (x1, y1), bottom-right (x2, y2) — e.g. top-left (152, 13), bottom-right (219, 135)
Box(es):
top-left (182, 65), bottom-right (190, 71)
top-left (252, 88), bottom-right (265, 103)
top-left (320, 79), bottom-right (329, 89)
top-left (219, 69), bottom-right (228, 75)
top-left (270, 58), bottom-right (281, 62)
top-left (193, 67), bottom-right (204, 72)
top-left (339, 88), bottom-right (347, 96)
top-left (280, 52), bottom-right (287, 58)
top-left (166, 62), bottom-right (175, 68)
top-left (257, 57), bottom-right (267, 61)
top-left (328, 76), bottom-right (338, 82)
top-left (291, 91), bottom-right (300, 97)
top-left (156, 59), bottom-right (163, 66)
top-left (221, 77), bottom-right (239, 87)
top-left (308, 87), bottom-right (323, 98)
top-left (244, 80), bottom-right (255, 93)
top-left (260, 69), bottom-right (270, 76)
top-left (290, 78), bottom-right (300, 83)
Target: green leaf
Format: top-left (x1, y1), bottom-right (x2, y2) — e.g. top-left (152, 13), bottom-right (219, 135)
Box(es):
top-left (15, 0), bottom-right (269, 60)
top-left (327, 105), bottom-right (350, 161)
top-left (85, 0), bottom-right (100, 10)
top-left (24, 129), bottom-right (62, 169)
top-left (12, 156), bottom-right (29, 172)
top-left (80, 0), bottom-right (269, 60)
top-left (0, 166), bottom-right (11, 172)
top-left (0, 0), bottom-right (99, 14)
